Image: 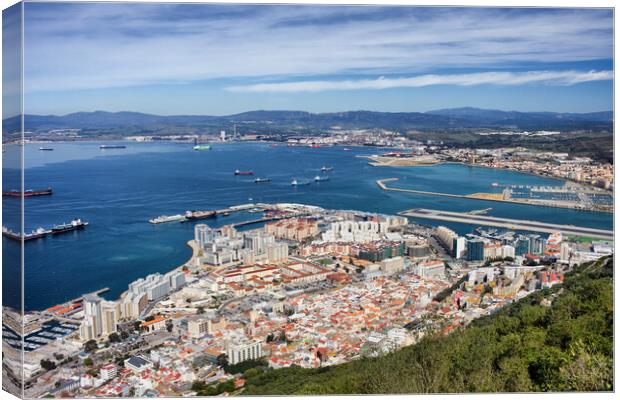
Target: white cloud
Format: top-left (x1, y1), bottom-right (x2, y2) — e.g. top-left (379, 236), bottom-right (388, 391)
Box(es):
top-left (224, 70), bottom-right (614, 93)
top-left (23, 5), bottom-right (613, 93)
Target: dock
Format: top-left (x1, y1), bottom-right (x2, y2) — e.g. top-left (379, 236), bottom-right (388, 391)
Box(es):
top-left (399, 208), bottom-right (614, 240)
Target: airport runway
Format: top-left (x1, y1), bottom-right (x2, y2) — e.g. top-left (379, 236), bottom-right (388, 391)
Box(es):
top-left (399, 208), bottom-right (614, 240)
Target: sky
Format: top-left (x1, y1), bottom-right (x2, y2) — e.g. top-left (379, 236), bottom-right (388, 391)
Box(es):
top-left (4, 3), bottom-right (615, 116)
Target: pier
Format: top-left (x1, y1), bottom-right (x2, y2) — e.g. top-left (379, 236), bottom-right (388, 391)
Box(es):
top-left (399, 208), bottom-right (614, 240)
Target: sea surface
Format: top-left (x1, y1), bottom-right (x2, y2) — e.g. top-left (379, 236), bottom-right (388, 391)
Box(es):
top-left (2, 141), bottom-right (613, 311)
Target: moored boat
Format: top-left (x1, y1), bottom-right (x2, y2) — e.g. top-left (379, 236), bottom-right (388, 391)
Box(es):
top-left (51, 219), bottom-right (89, 234)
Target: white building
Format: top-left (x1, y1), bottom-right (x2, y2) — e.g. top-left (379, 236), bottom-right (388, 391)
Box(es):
top-left (226, 338), bottom-right (263, 365)
top-left (380, 257), bottom-right (405, 275)
top-left (79, 294), bottom-right (118, 341)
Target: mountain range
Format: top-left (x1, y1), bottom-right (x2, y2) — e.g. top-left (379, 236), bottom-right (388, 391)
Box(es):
top-left (3, 107), bottom-right (613, 134)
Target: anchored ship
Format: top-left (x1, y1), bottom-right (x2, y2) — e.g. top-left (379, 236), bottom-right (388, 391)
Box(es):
top-left (291, 179), bottom-right (311, 186)
top-left (51, 219), bottom-right (89, 234)
top-left (254, 177), bottom-right (271, 183)
top-left (100, 145), bottom-right (126, 149)
top-left (193, 145), bottom-right (211, 151)
top-left (3, 188), bottom-right (53, 197)
top-left (235, 170), bottom-right (254, 176)
top-left (314, 175), bottom-right (330, 182)
top-left (149, 214), bottom-right (186, 224)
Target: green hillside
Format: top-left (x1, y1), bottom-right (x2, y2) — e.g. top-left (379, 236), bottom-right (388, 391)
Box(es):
top-left (239, 256), bottom-right (613, 394)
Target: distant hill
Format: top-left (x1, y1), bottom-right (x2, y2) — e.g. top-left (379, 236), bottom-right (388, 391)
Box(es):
top-left (3, 108), bottom-right (613, 134)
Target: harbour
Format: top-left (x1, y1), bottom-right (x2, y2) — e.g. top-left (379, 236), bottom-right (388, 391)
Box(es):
top-left (4, 141), bottom-right (612, 311)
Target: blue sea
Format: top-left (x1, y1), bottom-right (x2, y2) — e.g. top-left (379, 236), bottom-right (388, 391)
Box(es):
top-left (2, 141), bottom-right (613, 311)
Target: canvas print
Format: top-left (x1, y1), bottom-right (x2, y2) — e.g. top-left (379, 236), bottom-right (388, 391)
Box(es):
top-left (1, 2), bottom-right (614, 398)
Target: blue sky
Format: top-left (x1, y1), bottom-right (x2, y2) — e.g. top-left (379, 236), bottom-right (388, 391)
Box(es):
top-left (11, 4), bottom-right (615, 116)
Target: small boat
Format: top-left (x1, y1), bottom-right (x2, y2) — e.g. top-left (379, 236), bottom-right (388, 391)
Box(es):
top-left (222, 212), bottom-right (230, 216)
top-left (100, 145), bottom-right (126, 149)
top-left (254, 177), bottom-right (271, 183)
top-left (314, 175), bottom-right (329, 182)
top-left (269, 144), bottom-right (279, 148)
top-left (39, 147), bottom-right (54, 151)
top-left (234, 170), bottom-right (254, 176)
top-left (291, 179), bottom-right (311, 186)
top-left (343, 148), bottom-right (351, 151)
top-left (320, 166), bottom-right (334, 172)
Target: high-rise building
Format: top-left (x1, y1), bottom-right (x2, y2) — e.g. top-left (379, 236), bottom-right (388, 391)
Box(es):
top-left (79, 294), bottom-right (118, 341)
top-left (452, 237), bottom-right (466, 259)
top-left (195, 224), bottom-right (213, 250)
top-left (226, 338), bottom-right (263, 365)
top-left (467, 240), bottom-right (485, 261)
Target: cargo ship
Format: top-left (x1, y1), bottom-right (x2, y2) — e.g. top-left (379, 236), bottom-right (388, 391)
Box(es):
top-left (51, 219), bottom-right (89, 234)
top-left (149, 214), bottom-right (186, 224)
top-left (254, 177), bottom-right (271, 183)
top-left (2, 226), bottom-right (51, 241)
top-left (184, 210), bottom-right (216, 221)
top-left (320, 166), bottom-right (334, 172)
top-left (291, 179), bottom-right (311, 186)
top-left (234, 170), bottom-right (254, 176)
top-left (100, 145), bottom-right (126, 149)
top-left (193, 145), bottom-right (211, 151)
top-left (314, 175), bottom-right (330, 182)
top-left (39, 147), bottom-right (54, 151)
top-left (3, 188), bottom-right (53, 197)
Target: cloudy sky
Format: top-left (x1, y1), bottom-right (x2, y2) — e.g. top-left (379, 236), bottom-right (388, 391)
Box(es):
top-left (9, 3), bottom-right (615, 115)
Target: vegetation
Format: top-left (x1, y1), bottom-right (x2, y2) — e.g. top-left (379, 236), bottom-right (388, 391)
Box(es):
top-left (40, 359), bottom-right (57, 371)
top-left (241, 256), bottom-right (613, 394)
top-left (224, 358), bottom-right (268, 375)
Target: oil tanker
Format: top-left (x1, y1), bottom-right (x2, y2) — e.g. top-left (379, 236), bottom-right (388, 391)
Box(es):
top-left (51, 219), bottom-right (89, 234)
top-left (184, 210), bottom-right (217, 221)
top-left (3, 188), bottom-right (52, 197)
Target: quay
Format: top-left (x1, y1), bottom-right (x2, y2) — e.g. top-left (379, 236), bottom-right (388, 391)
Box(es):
top-left (399, 208), bottom-right (614, 240)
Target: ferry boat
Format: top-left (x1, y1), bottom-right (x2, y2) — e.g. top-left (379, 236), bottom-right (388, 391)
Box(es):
top-left (193, 145), bottom-right (211, 151)
top-left (100, 145), bottom-right (126, 149)
top-left (234, 170), bottom-right (254, 176)
top-left (39, 147), bottom-right (54, 151)
top-left (291, 179), bottom-right (311, 186)
top-left (149, 214), bottom-right (186, 224)
top-left (3, 188), bottom-right (52, 197)
top-left (184, 210), bottom-right (216, 221)
top-left (320, 166), bottom-right (334, 172)
top-left (254, 177), bottom-right (271, 183)
top-left (314, 175), bottom-right (330, 182)
top-left (51, 219), bottom-right (89, 234)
